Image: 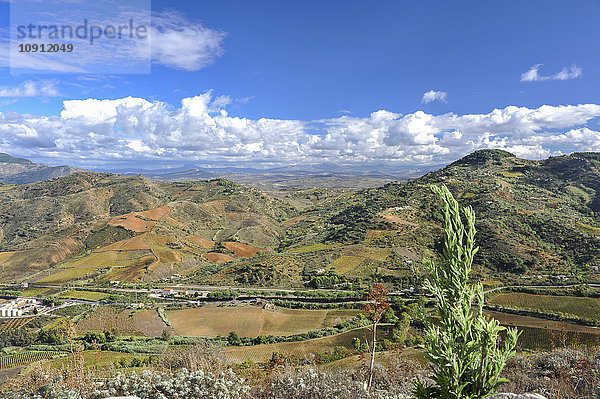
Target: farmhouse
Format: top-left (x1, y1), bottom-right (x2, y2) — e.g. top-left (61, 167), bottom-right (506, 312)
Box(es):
top-left (0, 298), bottom-right (37, 317)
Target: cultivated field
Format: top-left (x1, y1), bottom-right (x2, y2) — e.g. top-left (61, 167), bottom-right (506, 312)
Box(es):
top-left (485, 310), bottom-right (600, 350)
top-left (203, 252), bottom-right (235, 264)
top-left (76, 306), bottom-right (139, 335)
top-left (223, 242), bottom-right (265, 258)
top-left (167, 305), bottom-right (359, 337)
top-left (224, 326), bottom-right (389, 363)
top-left (488, 292), bottom-right (600, 320)
top-left (186, 235), bottom-right (215, 249)
top-left (57, 290), bottom-right (108, 301)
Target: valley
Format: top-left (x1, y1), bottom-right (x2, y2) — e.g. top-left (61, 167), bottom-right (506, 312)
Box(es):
top-left (1, 149), bottom-right (600, 392)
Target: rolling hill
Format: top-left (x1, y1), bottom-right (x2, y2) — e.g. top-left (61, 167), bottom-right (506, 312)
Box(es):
top-left (0, 150), bottom-right (598, 287)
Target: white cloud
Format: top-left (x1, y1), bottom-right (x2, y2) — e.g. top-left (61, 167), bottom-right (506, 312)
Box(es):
top-left (521, 64), bottom-right (582, 82)
top-left (0, 80), bottom-right (60, 98)
top-left (150, 11), bottom-right (226, 71)
top-left (422, 90), bottom-right (448, 104)
top-left (1, 92), bottom-right (600, 167)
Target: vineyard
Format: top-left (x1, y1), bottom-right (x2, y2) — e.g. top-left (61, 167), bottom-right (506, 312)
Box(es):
top-left (0, 317), bottom-right (33, 332)
top-left (0, 351), bottom-right (65, 369)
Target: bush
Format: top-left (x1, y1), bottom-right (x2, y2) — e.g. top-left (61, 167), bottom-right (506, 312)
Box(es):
top-left (91, 369), bottom-right (250, 399)
top-left (258, 367), bottom-right (409, 399)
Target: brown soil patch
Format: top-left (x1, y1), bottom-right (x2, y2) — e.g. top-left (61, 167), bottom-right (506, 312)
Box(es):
top-left (223, 241), bottom-right (265, 258)
top-left (203, 252), bottom-right (235, 264)
top-left (138, 206), bottom-right (171, 220)
top-left (108, 206), bottom-right (171, 233)
top-left (186, 235), bottom-right (215, 249)
top-left (109, 214), bottom-right (156, 232)
top-left (95, 233), bottom-right (150, 252)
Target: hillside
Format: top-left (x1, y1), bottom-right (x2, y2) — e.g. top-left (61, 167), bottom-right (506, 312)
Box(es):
top-left (0, 153), bottom-right (82, 184)
top-left (274, 150), bottom-right (600, 285)
top-left (0, 172), bottom-right (297, 283)
top-left (0, 150), bottom-right (599, 287)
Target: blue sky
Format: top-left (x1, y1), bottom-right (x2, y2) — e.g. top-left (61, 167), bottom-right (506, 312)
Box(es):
top-left (0, 0), bottom-right (599, 169)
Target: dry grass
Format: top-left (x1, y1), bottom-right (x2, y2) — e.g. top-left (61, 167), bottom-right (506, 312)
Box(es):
top-left (332, 256), bottom-right (365, 274)
top-left (94, 233), bottom-right (151, 252)
top-left (37, 267), bottom-right (97, 284)
top-left (0, 251), bottom-right (15, 265)
top-left (167, 305), bottom-right (359, 338)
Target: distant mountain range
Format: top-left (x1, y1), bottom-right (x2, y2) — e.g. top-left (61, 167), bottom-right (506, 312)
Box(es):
top-left (0, 152), bottom-right (436, 189)
top-left (111, 163), bottom-right (437, 190)
top-left (0, 153), bottom-right (82, 184)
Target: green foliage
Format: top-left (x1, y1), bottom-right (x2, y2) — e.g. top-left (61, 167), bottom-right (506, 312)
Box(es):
top-left (414, 185), bottom-right (519, 399)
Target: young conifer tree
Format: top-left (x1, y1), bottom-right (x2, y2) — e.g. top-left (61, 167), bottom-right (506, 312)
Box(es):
top-left (414, 185), bottom-right (520, 399)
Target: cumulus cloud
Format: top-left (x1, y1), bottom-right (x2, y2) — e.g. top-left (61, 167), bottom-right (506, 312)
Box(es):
top-left (1, 92), bottom-right (600, 167)
top-left (521, 64), bottom-right (582, 82)
top-left (422, 90), bottom-right (448, 104)
top-left (0, 80), bottom-right (60, 98)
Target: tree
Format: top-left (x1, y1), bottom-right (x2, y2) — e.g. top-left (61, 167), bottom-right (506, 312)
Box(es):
top-left (228, 331), bottom-right (241, 345)
top-left (414, 185), bottom-right (520, 399)
top-left (362, 282), bottom-right (390, 392)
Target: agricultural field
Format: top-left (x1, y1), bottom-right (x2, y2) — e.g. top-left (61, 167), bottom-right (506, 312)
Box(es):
top-left (0, 318), bottom-right (33, 332)
top-left (21, 287), bottom-right (52, 297)
top-left (57, 290), bottom-right (109, 301)
top-left (186, 235), bottom-right (215, 249)
top-left (485, 310), bottom-right (600, 350)
top-left (203, 252), bottom-right (235, 264)
top-left (0, 351), bottom-right (65, 370)
top-left (487, 292), bottom-right (600, 320)
top-left (134, 308), bottom-right (173, 337)
top-left (224, 325), bottom-right (389, 363)
top-left (167, 305), bottom-right (359, 337)
top-left (223, 241), bottom-right (265, 258)
top-left (75, 306), bottom-right (139, 335)
top-left (288, 243), bottom-right (341, 254)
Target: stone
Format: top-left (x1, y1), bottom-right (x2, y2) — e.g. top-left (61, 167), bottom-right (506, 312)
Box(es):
top-left (488, 394), bottom-right (546, 399)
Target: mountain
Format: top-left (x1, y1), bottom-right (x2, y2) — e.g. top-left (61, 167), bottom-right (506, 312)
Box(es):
top-left (0, 153), bottom-right (82, 184)
top-left (0, 149), bottom-right (598, 287)
top-left (123, 163), bottom-right (434, 190)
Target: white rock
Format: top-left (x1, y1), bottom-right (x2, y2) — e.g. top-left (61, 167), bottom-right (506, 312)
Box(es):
top-left (488, 394), bottom-right (546, 399)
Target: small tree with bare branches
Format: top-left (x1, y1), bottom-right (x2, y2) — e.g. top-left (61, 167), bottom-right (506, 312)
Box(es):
top-left (363, 282), bottom-right (390, 392)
